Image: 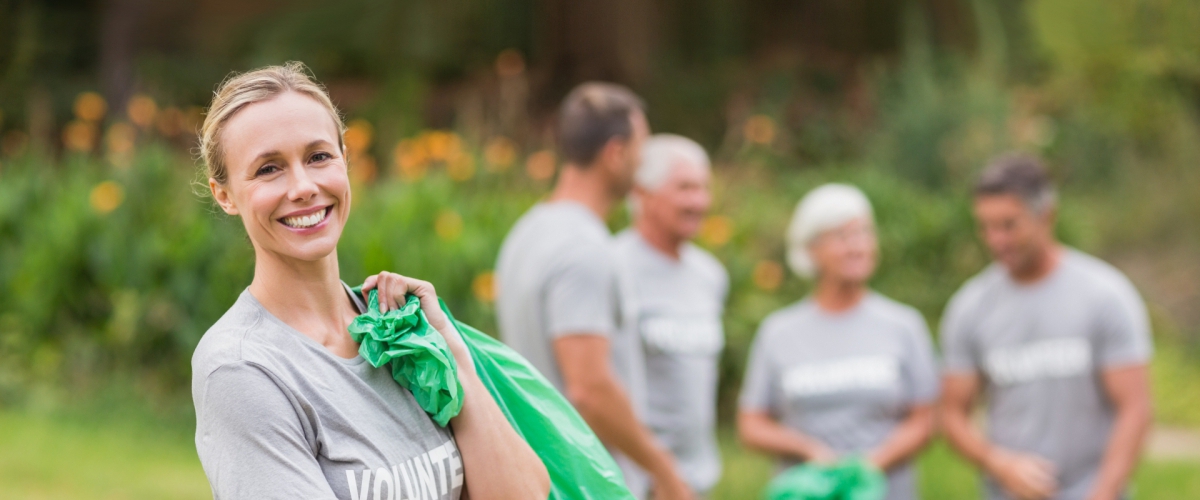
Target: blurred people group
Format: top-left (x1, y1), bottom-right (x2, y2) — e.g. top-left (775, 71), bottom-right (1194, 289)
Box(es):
top-left (496, 82), bottom-right (1154, 500)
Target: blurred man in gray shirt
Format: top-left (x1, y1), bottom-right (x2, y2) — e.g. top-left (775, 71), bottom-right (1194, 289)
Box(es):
top-left (616, 135), bottom-right (729, 496)
top-left (940, 154), bottom-right (1154, 500)
top-left (495, 83), bottom-right (693, 500)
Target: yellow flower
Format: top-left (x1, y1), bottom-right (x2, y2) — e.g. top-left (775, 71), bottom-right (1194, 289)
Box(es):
top-left (698, 215), bottom-right (733, 248)
top-left (472, 271), bottom-right (497, 303)
top-left (344, 119), bottom-right (374, 153)
top-left (525, 150), bottom-right (556, 181)
top-left (394, 139), bottom-right (428, 181)
top-left (423, 131), bottom-right (462, 162)
top-left (155, 107), bottom-right (185, 137)
top-left (106, 122), bottom-right (136, 154)
top-left (484, 137), bottom-right (518, 172)
top-left (63, 120), bottom-right (98, 152)
top-left (743, 115), bottom-right (776, 145)
top-left (434, 210), bottom-right (463, 242)
top-left (74, 92), bottom-right (107, 122)
top-left (89, 181), bottom-right (125, 214)
top-left (350, 154), bottom-right (377, 184)
top-left (752, 260), bottom-right (784, 292)
top-left (127, 95), bottom-right (158, 129)
top-left (447, 154), bottom-right (476, 182)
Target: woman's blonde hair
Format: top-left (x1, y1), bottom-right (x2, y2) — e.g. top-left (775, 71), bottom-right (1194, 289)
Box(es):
top-left (199, 61), bottom-right (344, 185)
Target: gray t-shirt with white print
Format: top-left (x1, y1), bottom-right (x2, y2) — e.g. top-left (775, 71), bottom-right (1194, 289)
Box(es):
top-left (941, 249), bottom-right (1152, 500)
top-left (739, 293), bottom-right (940, 500)
top-left (192, 284), bottom-right (463, 500)
top-left (615, 229), bottom-right (729, 493)
top-left (494, 201), bottom-right (649, 496)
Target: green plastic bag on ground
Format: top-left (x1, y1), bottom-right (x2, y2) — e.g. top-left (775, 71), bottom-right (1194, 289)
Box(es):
top-left (764, 458), bottom-right (886, 500)
top-left (349, 288), bottom-right (635, 500)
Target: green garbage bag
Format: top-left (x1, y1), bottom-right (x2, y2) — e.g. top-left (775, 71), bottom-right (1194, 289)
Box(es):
top-left (348, 290), bottom-right (463, 426)
top-left (349, 288), bottom-right (635, 500)
top-left (764, 458), bottom-right (886, 500)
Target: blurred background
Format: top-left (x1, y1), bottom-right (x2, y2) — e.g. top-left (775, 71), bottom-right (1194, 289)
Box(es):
top-left (1, 0), bottom-right (1199, 497)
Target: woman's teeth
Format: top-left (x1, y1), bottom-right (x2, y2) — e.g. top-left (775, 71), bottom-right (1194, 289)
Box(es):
top-left (281, 208), bottom-right (327, 228)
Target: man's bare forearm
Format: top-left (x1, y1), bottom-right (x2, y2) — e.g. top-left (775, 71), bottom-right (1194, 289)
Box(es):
top-left (1088, 365), bottom-right (1153, 500)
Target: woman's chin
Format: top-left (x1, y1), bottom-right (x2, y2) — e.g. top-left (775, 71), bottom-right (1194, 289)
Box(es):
top-left (271, 234), bottom-right (342, 262)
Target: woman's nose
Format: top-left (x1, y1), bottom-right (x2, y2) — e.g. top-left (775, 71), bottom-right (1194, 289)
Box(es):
top-left (287, 163), bottom-right (320, 200)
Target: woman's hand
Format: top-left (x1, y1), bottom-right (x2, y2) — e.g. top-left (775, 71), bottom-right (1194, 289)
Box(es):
top-left (361, 272), bottom-right (470, 363)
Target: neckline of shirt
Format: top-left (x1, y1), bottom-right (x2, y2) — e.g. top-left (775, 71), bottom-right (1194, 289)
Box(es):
top-left (626, 228), bottom-right (692, 267)
top-left (803, 291), bottom-right (877, 320)
top-left (242, 283), bottom-right (370, 367)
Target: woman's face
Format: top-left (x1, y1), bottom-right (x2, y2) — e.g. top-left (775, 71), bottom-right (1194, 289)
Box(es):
top-left (809, 217), bottom-right (878, 286)
top-left (210, 91), bottom-right (350, 263)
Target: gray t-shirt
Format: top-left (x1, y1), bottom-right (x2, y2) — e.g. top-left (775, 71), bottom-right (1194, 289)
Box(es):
top-left (494, 201), bottom-right (649, 495)
top-left (739, 293), bottom-right (940, 500)
top-left (614, 229), bottom-right (729, 493)
top-left (941, 249), bottom-right (1152, 500)
top-left (192, 284), bottom-right (463, 500)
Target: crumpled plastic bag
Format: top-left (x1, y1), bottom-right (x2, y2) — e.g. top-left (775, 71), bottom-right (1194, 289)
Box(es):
top-left (764, 458), bottom-right (886, 500)
top-left (348, 289), bottom-right (463, 426)
top-left (349, 288), bottom-right (635, 500)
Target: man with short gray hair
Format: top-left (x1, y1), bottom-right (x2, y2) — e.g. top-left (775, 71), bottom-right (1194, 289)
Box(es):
top-left (495, 84), bottom-right (693, 500)
top-left (616, 134), bottom-right (729, 496)
top-left (940, 153), bottom-right (1154, 500)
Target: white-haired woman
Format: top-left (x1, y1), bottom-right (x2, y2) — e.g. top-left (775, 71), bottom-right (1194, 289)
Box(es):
top-left (191, 63), bottom-right (548, 499)
top-left (736, 184), bottom-right (939, 500)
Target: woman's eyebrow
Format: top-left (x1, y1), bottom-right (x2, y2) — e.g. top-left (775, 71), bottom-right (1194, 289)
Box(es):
top-left (253, 149), bottom-right (282, 162)
top-left (252, 140), bottom-right (330, 162)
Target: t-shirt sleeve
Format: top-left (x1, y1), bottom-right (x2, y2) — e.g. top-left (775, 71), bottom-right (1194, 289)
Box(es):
top-left (738, 325), bottom-right (778, 414)
top-left (903, 310), bottom-right (941, 404)
top-left (938, 289), bottom-right (979, 374)
top-left (196, 362), bottom-right (336, 499)
top-left (1093, 280), bottom-right (1153, 368)
top-left (544, 245), bottom-right (618, 339)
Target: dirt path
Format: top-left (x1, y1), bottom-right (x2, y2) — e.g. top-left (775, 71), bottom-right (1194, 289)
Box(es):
top-left (1147, 426), bottom-right (1200, 461)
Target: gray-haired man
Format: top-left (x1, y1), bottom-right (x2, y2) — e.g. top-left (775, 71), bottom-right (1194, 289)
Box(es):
top-left (940, 154), bottom-right (1154, 500)
top-left (495, 84), bottom-right (693, 500)
top-left (616, 134), bottom-right (729, 496)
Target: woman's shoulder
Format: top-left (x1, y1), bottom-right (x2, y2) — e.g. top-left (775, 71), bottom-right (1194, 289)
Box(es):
top-left (191, 291), bottom-right (289, 383)
top-left (862, 292), bottom-right (931, 338)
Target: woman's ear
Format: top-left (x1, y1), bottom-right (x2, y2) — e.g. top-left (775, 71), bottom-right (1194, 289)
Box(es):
top-left (210, 178), bottom-right (239, 215)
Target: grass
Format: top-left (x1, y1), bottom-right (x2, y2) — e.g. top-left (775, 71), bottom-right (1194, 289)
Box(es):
top-left (0, 338), bottom-right (1197, 499)
top-left (0, 408), bottom-right (1195, 500)
top-left (711, 435), bottom-right (1200, 500)
top-left (0, 410), bottom-right (209, 500)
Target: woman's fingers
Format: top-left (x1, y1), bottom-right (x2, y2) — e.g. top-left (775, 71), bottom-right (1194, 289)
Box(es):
top-left (361, 274), bottom-right (379, 292)
top-left (365, 273), bottom-right (451, 334)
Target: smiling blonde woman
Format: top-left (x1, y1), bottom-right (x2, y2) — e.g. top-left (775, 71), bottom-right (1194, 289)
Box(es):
top-left (190, 62), bottom-right (548, 500)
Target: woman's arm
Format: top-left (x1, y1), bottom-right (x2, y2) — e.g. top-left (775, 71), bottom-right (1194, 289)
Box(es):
top-left (737, 410), bottom-right (837, 463)
top-left (865, 403), bottom-right (935, 470)
top-left (365, 272), bottom-right (551, 500)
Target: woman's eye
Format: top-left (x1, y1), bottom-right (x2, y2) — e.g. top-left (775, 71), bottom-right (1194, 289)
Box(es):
top-left (310, 152), bottom-right (333, 163)
top-left (256, 164), bottom-right (280, 176)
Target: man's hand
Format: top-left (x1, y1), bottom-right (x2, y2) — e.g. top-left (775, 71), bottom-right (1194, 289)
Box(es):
top-left (985, 448), bottom-right (1058, 500)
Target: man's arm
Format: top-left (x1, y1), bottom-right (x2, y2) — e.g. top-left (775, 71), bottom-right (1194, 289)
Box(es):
top-left (1086, 364), bottom-right (1153, 500)
top-left (736, 410), bottom-right (836, 463)
top-left (554, 335), bottom-right (693, 500)
top-left (941, 373), bottom-right (1058, 500)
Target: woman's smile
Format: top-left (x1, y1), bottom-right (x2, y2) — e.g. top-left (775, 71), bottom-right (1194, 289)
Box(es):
top-left (279, 204), bottom-right (334, 231)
